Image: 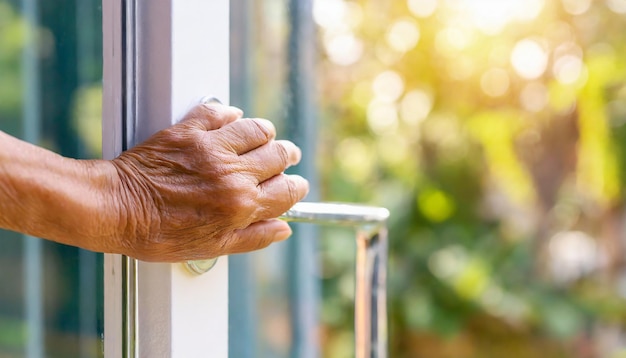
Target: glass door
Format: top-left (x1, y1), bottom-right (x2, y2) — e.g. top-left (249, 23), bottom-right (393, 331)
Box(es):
top-left (0, 0), bottom-right (104, 357)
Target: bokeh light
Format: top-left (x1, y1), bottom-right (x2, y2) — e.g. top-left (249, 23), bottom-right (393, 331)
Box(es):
top-left (553, 54), bottom-right (585, 85)
top-left (367, 100), bottom-right (399, 135)
top-left (435, 27), bottom-right (473, 57)
top-left (313, 0), bottom-right (349, 29)
top-left (510, 39), bottom-right (549, 79)
top-left (561, 0), bottom-right (592, 15)
top-left (606, 0), bottom-right (626, 13)
top-left (480, 68), bottom-right (510, 97)
top-left (386, 18), bottom-right (420, 53)
top-left (428, 245), bottom-right (467, 280)
top-left (407, 0), bottom-right (439, 18)
top-left (316, 0), bottom-right (365, 65)
top-left (549, 231), bottom-right (602, 284)
top-left (520, 82), bottom-right (549, 112)
top-left (313, 0), bottom-right (363, 30)
top-left (323, 32), bottom-right (364, 66)
top-left (418, 189), bottom-right (455, 222)
top-left (400, 89), bottom-right (433, 126)
top-left (443, 0), bottom-right (544, 34)
top-left (372, 70), bottom-right (405, 103)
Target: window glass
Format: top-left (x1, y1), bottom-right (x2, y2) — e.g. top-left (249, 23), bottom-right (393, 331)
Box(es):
top-left (0, 0), bottom-right (103, 356)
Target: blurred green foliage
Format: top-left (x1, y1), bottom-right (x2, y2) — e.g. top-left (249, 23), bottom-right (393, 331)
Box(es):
top-left (316, 0), bottom-right (626, 356)
top-left (0, 1), bottom-right (25, 135)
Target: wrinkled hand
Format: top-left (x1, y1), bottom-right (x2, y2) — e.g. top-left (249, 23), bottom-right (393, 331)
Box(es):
top-left (107, 104), bottom-right (309, 262)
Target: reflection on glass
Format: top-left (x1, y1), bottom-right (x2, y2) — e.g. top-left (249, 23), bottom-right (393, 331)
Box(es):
top-left (0, 0), bottom-right (103, 357)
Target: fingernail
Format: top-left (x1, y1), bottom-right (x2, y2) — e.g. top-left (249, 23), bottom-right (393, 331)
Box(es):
top-left (274, 224), bottom-right (292, 242)
top-left (293, 175), bottom-right (310, 193)
top-left (277, 140), bottom-right (302, 166)
top-left (293, 145), bottom-right (302, 164)
top-left (230, 106), bottom-right (244, 118)
top-left (256, 118), bottom-right (275, 132)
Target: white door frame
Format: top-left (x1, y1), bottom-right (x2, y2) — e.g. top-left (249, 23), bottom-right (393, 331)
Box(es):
top-left (103, 1), bottom-right (230, 357)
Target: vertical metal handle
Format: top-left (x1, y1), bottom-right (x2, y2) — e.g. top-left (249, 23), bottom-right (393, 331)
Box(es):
top-left (186, 202), bottom-right (390, 357)
top-left (355, 225), bottom-right (388, 358)
top-left (277, 202), bottom-right (389, 357)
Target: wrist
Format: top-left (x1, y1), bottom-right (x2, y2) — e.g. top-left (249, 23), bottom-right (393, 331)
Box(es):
top-left (75, 158), bottom-right (128, 254)
top-left (0, 131), bottom-right (131, 254)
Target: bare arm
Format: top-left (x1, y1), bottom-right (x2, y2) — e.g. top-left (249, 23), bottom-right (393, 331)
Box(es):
top-left (0, 104), bottom-right (309, 262)
top-left (0, 130), bottom-right (120, 251)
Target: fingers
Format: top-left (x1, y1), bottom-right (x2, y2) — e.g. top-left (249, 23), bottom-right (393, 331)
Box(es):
top-left (179, 103), bottom-right (243, 131)
top-left (213, 118), bottom-right (276, 155)
top-left (242, 140), bottom-right (302, 182)
top-left (220, 219), bottom-right (292, 254)
top-left (201, 174), bottom-right (307, 255)
top-left (254, 174), bottom-right (309, 219)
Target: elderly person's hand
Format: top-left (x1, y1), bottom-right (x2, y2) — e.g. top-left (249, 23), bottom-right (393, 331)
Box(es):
top-left (108, 104), bottom-right (309, 261)
top-left (0, 103), bottom-right (308, 262)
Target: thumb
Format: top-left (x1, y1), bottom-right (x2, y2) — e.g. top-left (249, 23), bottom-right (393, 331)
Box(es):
top-left (179, 103), bottom-right (243, 131)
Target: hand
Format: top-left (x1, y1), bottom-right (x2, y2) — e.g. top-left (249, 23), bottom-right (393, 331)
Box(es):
top-left (105, 103), bottom-right (309, 262)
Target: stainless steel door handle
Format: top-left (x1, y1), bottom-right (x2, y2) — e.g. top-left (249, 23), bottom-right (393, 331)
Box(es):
top-left (281, 202), bottom-right (390, 358)
top-left (185, 202), bottom-right (390, 358)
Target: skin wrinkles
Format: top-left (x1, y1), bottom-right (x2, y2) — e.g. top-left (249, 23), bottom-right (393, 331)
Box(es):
top-left (108, 105), bottom-right (309, 261)
top-left (0, 104), bottom-right (309, 262)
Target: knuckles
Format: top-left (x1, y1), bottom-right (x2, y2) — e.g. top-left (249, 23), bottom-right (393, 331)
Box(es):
top-left (285, 176), bottom-right (300, 203)
top-left (273, 141), bottom-right (290, 167)
top-left (217, 176), bottom-right (258, 220)
top-left (248, 118), bottom-right (273, 141)
top-left (107, 109), bottom-right (297, 262)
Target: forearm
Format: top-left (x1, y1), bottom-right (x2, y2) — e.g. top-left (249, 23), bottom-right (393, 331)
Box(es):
top-left (0, 131), bottom-right (119, 252)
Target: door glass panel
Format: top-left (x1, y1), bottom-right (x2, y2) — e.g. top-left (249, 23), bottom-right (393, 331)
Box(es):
top-left (232, 0), bottom-right (626, 358)
top-left (0, 0), bottom-right (103, 356)
top-left (230, 0), bottom-right (319, 357)
top-left (316, 1), bottom-right (626, 358)
top-left (229, 0), bottom-right (290, 355)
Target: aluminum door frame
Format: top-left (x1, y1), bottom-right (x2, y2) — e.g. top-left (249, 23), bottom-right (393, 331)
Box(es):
top-left (103, 1), bottom-right (230, 357)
